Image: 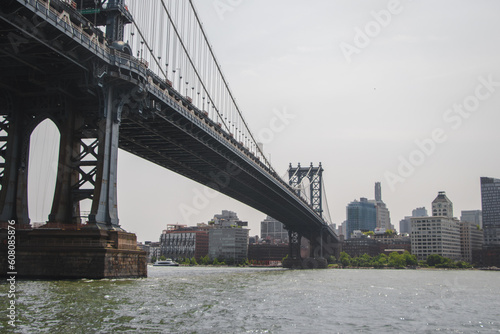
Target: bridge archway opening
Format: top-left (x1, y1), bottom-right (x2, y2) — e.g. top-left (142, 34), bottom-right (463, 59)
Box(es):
top-left (27, 118), bottom-right (60, 226)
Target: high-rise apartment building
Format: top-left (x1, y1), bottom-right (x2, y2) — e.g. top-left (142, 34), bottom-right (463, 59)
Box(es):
top-left (481, 177), bottom-right (500, 245)
top-left (208, 210), bottom-right (249, 262)
top-left (260, 216), bottom-right (288, 243)
top-left (399, 217), bottom-right (411, 234)
top-left (412, 207), bottom-right (428, 217)
top-left (211, 210), bottom-right (248, 228)
top-left (461, 210), bottom-right (482, 229)
top-left (411, 216), bottom-right (462, 261)
top-left (460, 221), bottom-right (484, 263)
top-left (209, 228), bottom-right (249, 262)
top-left (400, 207), bottom-right (428, 234)
top-left (411, 192), bottom-right (461, 261)
top-left (346, 198), bottom-right (376, 239)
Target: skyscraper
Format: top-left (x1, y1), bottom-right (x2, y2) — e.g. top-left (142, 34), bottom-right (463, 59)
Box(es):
top-left (346, 198), bottom-right (376, 239)
top-left (481, 177), bottom-right (500, 246)
top-left (370, 182), bottom-right (392, 231)
top-left (375, 182), bottom-right (382, 202)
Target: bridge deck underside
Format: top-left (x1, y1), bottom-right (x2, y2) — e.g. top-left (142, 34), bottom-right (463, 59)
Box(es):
top-left (118, 107), bottom-right (320, 238)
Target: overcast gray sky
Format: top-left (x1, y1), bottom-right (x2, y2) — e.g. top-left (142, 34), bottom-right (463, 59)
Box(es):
top-left (29, 0), bottom-right (500, 242)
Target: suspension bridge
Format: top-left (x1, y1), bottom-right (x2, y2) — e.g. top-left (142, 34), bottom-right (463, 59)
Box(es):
top-left (0, 0), bottom-right (339, 277)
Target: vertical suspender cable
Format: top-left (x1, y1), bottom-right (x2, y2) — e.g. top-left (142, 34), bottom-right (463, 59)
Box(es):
top-left (187, 0), bottom-right (274, 172)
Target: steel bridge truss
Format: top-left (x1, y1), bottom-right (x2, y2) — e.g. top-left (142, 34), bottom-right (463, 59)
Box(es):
top-left (288, 163), bottom-right (324, 218)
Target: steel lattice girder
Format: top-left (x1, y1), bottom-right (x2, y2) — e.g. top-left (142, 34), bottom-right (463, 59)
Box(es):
top-left (288, 163), bottom-right (323, 217)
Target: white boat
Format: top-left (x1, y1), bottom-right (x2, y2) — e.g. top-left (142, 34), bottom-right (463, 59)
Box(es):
top-left (153, 259), bottom-right (179, 266)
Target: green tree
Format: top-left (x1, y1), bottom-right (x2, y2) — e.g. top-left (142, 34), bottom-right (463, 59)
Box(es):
top-left (358, 253), bottom-right (372, 267)
top-left (151, 256), bottom-right (157, 263)
top-left (388, 252), bottom-right (405, 268)
top-left (372, 254), bottom-right (388, 268)
top-left (456, 261), bottom-right (472, 269)
top-left (327, 255), bottom-right (337, 264)
top-left (385, 229), bottom-right (395, 236)
top-left (435, 257), bottom-right (456, 268)
top-left (190, 257), bottom-right (198, 265)
top-left (339, 252), bottom-right (352, 268)
top-left (159, 255), bottom-right (166, 261)
top-left (239, 258), bottom-right (250, 267)
top-left (418, 260), bottom-right (428, 268)
top-left (403, 251), bottom-right (417, 266)
top-left (426, 254), bottom-right (445, 267)
top-left (200, 255), bottom-right (210, 265)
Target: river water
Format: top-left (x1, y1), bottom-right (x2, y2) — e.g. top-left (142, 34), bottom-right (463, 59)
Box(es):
top-left (1, 267), bottom-right (499, 333)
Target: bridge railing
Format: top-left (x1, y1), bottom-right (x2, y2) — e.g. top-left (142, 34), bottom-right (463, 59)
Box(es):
top-left (27, 0), bottom-right (150, 80)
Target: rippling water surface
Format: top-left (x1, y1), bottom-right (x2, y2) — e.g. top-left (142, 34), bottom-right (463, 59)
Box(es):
top-left (1, 267), bottom-right (499, 333)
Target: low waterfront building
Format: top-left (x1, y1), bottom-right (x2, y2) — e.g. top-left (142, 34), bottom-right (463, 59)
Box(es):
top-left (208, 227), bottom-right (249, 262)
top-left (342, 234), bottom-right (380, 257)
top-left (248, 243), bottom-right (288, 265)
top-left (138, 241), bottom-right (161, 262)
top-left (159, 226), bottom-right (209, 261)
top-left (372, 233), bottom-right (411, 254)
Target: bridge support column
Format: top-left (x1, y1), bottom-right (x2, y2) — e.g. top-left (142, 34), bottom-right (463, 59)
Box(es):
top-left (304, 230), bottom-right (341, 269)
top-left (0, 96), bottom-right (30, 228)
top-left (282, 230), bottom-right (303, 269)
top-left (86, 86), bottom-right (122, 230)
top-left (48, 100), bottom-right (88, 228)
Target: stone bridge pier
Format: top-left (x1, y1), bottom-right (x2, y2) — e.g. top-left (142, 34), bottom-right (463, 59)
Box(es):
top-left (282, 228), bottom-right (340, 269)
top-left (0, 85), bottom-right (147, 279)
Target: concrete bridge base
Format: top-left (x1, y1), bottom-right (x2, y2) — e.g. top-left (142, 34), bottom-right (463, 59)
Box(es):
top-left (0, 228), bottom-right (147, 279)
top-left (282, 257), bottom-right (328, 269)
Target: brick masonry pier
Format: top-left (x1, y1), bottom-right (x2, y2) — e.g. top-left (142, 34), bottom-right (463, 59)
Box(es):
top-left (1, 228), bottom-right (147, 279)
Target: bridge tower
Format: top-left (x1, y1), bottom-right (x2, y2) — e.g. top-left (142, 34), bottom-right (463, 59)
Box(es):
top-left (78, 0), bottom-right (133, 43)
top-left (288, 162), bottom-right (323, 217)
top-left (283, 163), bottom-right (330, 269)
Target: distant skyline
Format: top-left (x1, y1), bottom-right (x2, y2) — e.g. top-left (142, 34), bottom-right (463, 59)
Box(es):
top-left (28, 1), bottom-right (500, 242)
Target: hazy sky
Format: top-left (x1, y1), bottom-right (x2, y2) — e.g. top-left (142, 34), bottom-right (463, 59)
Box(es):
top-left (28, 0), bottom-right (500, 242)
